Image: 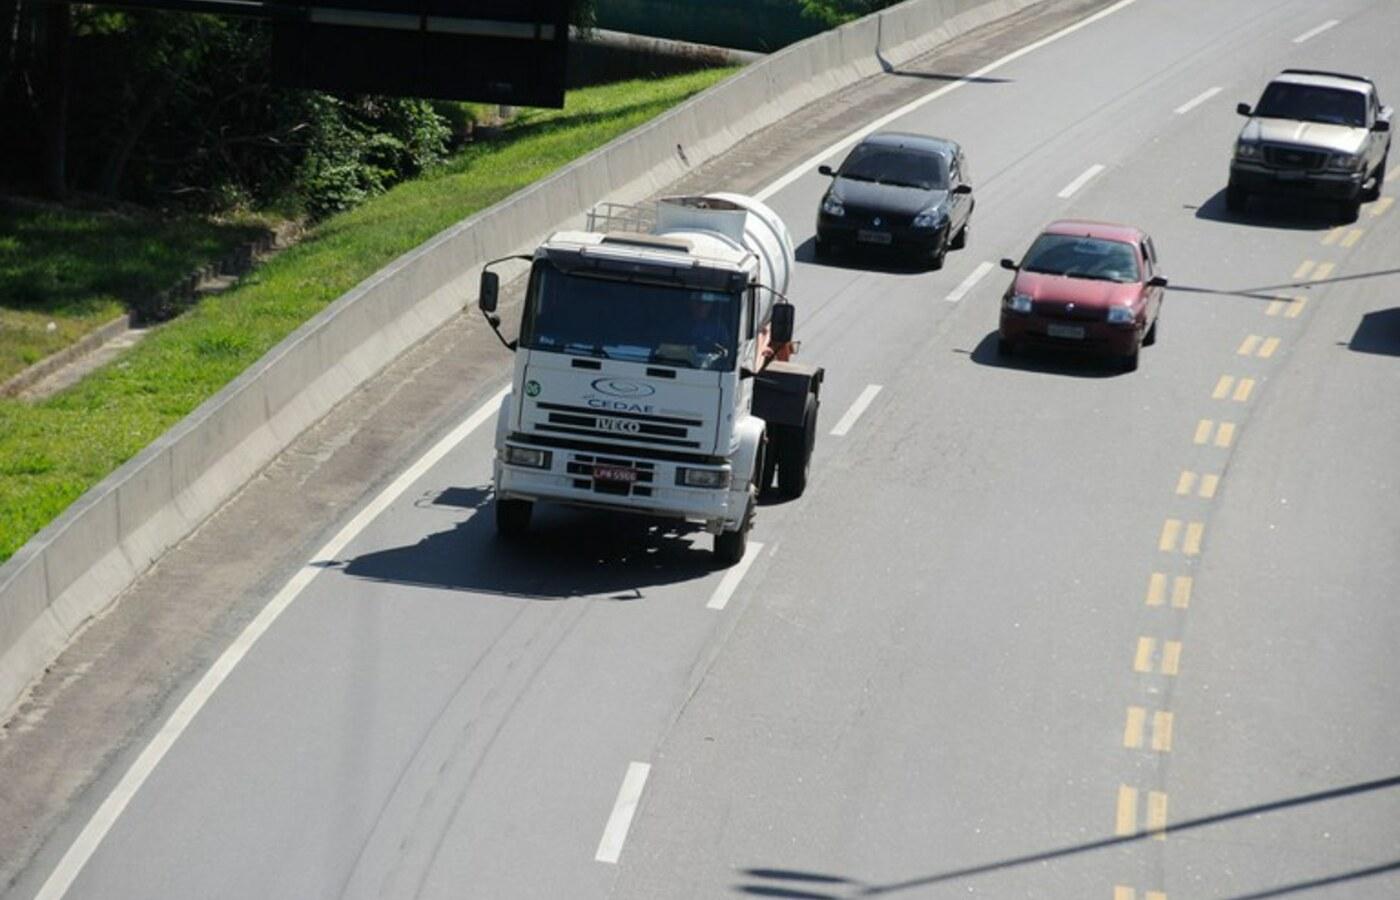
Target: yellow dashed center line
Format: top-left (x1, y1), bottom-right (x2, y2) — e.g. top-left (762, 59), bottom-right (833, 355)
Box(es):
top-left (1159, 519), bottom-right (1182, 552)
top-left (1199, 473), bottom-right (1219, 498)
top-left (1286, 296), bottom-right (1307, 319)
top-left (1292, 260), bottom-right (1315, 280)
top-left (1171, 576), bottom-right (1193, 609)
top-left (1312, 262), bottom-right (1335, 281)
top-left (1175, 470), bottom-right (1197, 495)
top-left (1258, 337), bottom-right (1280, 358)
top-left (1211, 375), bottom-right (1233, 399)
top-left (1232, 378), bottom-right (1255, 402)
top-left (1373, 196), bottom-right (1395, 216)
top-left (1124, 706), bottom-right (1147, 748)
top-left (1266, 299), bottom-right (1284, 316)
top-left (1134, 638), bottom-right (1182, 675)
top-left (1194, 419), bottom-right (1214, 444)
top-left (1214, 422), bottom-right (1235, 448)
top-left (1152, 711), bottom-right (1174, 752)
top-left (1147, 791), bottom-right (1169, 839)
top-left (1341, 228), bottom-right (1364, 248)
top-left (1320, 227), bottom-right (1344, 246)
top-left (1116, 785), bottom-right (1138, 836)
top-left (1237, 335), bottom-right (1261, 356)
top-left (1177, 470), bottom-right (1219, 498)
top-left (1134, 638), bottom-right (1155, 673)
top-left (1183, 522), bottom-right (1204, 555)
top-left (1161, 640), bottom-right (1182, 675)
top-left (1146, 572), bottom-right (1167, 606)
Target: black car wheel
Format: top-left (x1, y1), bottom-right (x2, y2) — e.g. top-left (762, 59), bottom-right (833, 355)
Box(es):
top-left (928, 230), bottom-right (949, 271)
top-left (950, 220), bottom-right (969, 251)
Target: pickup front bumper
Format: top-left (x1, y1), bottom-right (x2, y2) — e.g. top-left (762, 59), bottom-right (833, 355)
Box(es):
top-left (1229, 161), bottom-right (1366, 201)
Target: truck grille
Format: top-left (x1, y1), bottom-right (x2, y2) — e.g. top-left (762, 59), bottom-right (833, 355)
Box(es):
top-left (566, 453), bottom-right (656, 498)
top-left (1262, 145), bottom-right (1327, 170)
top-left (535, 402), bottom-right (703, 450)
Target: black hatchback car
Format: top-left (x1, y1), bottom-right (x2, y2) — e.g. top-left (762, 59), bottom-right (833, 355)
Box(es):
top-left (815, 132), bottom-right (974, 269)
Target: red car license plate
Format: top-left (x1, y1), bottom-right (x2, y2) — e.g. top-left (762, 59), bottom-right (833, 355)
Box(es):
top-left (594, 465), bottom-right (639, 484)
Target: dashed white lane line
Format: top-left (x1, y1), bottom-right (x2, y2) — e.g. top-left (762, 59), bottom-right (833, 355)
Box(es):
top-left (753, 0), bottom-right (1143, 202)
top-left (945, 261), bottom-right (995, 303)
top-left (32, 384), bottom-right (512, 900)
top-left (708, 542), bottom-right (765, 610)
top-left (595, 762), bottom-right (652, 864)
top-left (1292, 19), bottom-right (1338, 43)
top-left (1058, 164), bottom-right (1106, 199)
top-left (1174, 86), bottom-right (1222, 115)
top-left (829, 384), bottom-right (883, 436)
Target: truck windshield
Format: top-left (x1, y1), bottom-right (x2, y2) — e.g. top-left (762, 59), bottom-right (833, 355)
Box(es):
top-left (522, 264), bottom-right (740, 371)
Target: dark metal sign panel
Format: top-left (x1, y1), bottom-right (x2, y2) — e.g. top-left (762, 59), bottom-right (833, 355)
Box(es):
top-left (272, 0), bottom-right (569, 106)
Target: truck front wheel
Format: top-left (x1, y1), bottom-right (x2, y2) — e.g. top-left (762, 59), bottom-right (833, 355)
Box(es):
top-left (495, 497), bottom-right (533, 538)
top-left (714, 501), bottom-right (752, 566)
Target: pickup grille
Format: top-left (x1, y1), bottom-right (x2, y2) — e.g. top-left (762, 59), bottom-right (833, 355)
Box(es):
top-left (1262, 145), bottom-right (1327, 170)
top-left (534, 402), bottom-right (703, 450)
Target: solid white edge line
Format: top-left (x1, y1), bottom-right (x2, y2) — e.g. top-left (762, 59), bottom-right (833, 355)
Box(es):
top-left (706, 542), bottom-right (765, 610)
top-left (754, 0), bottom-right (1142, 202)
top-left (1057, 163), bottom-right (1106, 199)
top-left (33, 385), bottom-right (511, 900)
top-left (945, 261), bottom-right (994, 303)
top-left (37, 0), bottom-right (1156, 892)
top-left (595, 762), bottom-right (651, 864)
top-left (1292, 19), bottom-right (1339, 44)
top-left (1174, 85), bottom-right (1222, 115)
top-left (829, 384), bottom-right (883, 437)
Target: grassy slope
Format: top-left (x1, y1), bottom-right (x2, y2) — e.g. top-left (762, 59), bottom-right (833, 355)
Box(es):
top-left (0, 68), bottom-right (734, 563)
top-left (0, 206), bottom-right (266, 381)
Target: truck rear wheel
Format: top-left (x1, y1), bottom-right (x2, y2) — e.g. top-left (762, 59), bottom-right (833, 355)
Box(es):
top-left (495, 497), bottom-right (532, 538)
top-left (776, 394), bottom-right (818, 498)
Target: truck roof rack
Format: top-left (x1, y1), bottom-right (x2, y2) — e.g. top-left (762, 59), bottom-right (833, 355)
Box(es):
top-left (1279, 69), bottom-right (1374, 87)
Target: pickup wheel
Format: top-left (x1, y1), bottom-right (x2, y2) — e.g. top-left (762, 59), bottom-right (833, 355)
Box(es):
top-left (713, 501), bottom-right (752, 566)
top-left (495, 497), bottom-right (532, 537)
top-left (776, 394), bottom-right (819, 498)
top-left (1339, 197), bottom-right (1363, 223)
top-left (1225, 185), bottom-right (1248, 214)
top-left (1363, 152), bottom-right (1387, 202)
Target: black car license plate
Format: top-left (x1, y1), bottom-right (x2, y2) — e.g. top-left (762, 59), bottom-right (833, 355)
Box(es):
top-left (857, 229), bottom-right (893, 245)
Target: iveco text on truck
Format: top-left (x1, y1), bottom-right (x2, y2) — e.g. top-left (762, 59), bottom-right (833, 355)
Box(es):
top-left (476, 194), bottom-right (824, 564)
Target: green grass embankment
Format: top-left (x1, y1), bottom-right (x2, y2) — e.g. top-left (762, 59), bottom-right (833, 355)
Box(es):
top-left (0, 68), bottom-right (735, 563)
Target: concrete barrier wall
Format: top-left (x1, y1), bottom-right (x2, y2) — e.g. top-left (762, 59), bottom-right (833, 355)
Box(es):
top-left (0, 0), bottom-right (1047, 713)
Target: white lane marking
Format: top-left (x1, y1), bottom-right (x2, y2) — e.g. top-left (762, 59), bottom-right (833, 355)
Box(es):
top-left (595, 762), bottom-right (651, 864)
top-left (1174, 86), bottom-right (1222, 115)
top-left (945, 261), bottom-right (994, 303)
top-left (707, 542), bottom-right (765, 610)
top-left (754, 0), bottom-right (1143, 202)
top-left (33, 385), bottom-right (512, 900)
top-left (1057, 164), bottom-right (1106, 199)
top-left (1292, 19), bottom-right (1338, 43)
top-left (829, 384), bottom-right (883, 437)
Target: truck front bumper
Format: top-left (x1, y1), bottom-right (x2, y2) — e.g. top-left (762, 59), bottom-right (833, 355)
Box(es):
top-left (495, 438), bottom-right (747, 533)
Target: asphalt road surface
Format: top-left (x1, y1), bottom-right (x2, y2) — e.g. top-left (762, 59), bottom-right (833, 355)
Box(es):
top-left (5, 0), bottom-right (1399, 898)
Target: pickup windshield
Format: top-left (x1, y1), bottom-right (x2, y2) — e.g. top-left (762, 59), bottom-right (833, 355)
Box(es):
top-left (1255, 83), bottom-right (1368, 127)
top-left (1021, 234), bottom-right (1141, 283)
top-left (521, 263), bottom-right (740, 371)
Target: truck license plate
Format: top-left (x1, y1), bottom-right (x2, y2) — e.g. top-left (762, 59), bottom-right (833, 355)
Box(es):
top-left (594, 465), bottom-right (639, 484)
top-left (1047, 324), bottom-right (1086, 340)
top-left (857, 229), bottom-right (892, 245)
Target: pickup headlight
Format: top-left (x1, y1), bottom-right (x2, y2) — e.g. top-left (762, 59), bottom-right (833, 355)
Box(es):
top-left (678, 467), bottom-right (731, 489)
top-left (502, 446), bottom-right (551, 469)
top-left (821, 195), bottom-right (845, 217)
top-left (1106, 305), bottom-right (1136, 324)
top-left (912, 208), bottom-right (946, 230)
top-left (1328, 151), bottom-right (1364, 170)
top-left (1004, 293), bottom-right (1033, 314)
top-left (1235, 140), bottom-right (1261, 160)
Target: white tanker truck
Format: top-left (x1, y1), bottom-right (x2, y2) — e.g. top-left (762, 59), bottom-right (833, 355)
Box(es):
top-left (476, 193), bottom-right (824, 564)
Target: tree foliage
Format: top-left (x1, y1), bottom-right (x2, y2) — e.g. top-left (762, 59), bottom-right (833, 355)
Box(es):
top-left (797, 0), bottom-right (902, 27)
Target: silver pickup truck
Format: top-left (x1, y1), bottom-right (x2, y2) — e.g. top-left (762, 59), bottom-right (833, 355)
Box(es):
top-left (1228, 69), bottom-right (1392, 221)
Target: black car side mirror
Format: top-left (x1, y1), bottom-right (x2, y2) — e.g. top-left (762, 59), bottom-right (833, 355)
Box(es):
top-left (479, 270), bottom-right (499, 314)
top-left (1000, 258), bottom-right (1018, 271)
top-left (1236, 102), bottom-right (1253, 116)
top-left (953, 184), bottom-right (973, 195)
top-left (1148, 275), bottom-right (1169, 288)
top-left (770, 303), bottom-right (795, 345)
top-left (818, 165), bottom-right (836, 177)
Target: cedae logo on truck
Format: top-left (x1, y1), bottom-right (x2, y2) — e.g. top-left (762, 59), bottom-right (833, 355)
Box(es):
top-left (591, 378), bottom-right (655, 398)
top-left (596, 417), bottom-right (642, 434)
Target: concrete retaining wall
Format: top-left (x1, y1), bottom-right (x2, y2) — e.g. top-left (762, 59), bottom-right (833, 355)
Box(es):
top-left (0, 0), bottom-right (1047, 713)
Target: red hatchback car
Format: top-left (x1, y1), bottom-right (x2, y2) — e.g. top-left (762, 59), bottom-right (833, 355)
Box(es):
top-left (998, 220), bottom-right (1167, 371)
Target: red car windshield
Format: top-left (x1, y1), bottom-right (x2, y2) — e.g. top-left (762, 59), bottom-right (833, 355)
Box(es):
top-left (1021, 234), bottom-right (1140, 284)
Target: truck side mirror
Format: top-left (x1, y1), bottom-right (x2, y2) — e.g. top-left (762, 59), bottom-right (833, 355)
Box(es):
top-left (1236, 102), bottom-right (1252, 116)
top-left (479, 270), bottom-right (499, 314)
top-left (770, 303), bottom-right (795, 345)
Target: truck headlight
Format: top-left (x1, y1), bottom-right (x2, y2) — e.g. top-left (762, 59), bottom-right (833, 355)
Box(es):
top-left (502, 446), bottom-right (551, 469)
top-left (1328, 151), bottom-right (1363, 170)
top-left (1235, 140), bottom-right (1261, 160)
top-left (1106, 305), bottom-right (1136, 324)
top-left (912, 208), bottom-right (946, 230)
top-left (1004, 293), bottom-right (1033, 314)
top-left (821, 195), bottom-right (845, 217)
top-left (678, 467), bottom-right (731, 489)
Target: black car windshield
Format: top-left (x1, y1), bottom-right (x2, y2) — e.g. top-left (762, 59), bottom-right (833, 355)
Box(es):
top-left (1255, 83), bottom-right (1367, 127)
top-left (1021, 234), bottom-right (1141, 283)
top-left (522, 263), bottom-right (740, 371)
top-left (839, 145), bottom-right (947, 190)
